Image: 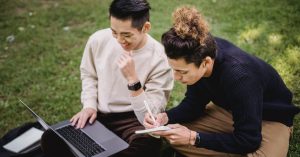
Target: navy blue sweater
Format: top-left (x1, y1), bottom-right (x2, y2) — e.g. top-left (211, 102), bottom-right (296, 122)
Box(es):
top-left (166, 37), bottom-right (300, 154)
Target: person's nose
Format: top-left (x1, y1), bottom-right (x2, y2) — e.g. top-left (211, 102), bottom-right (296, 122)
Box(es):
top-left (174, 71), bottom-right (182, 81)
top-left (116, 35), bottom-right (125, 44)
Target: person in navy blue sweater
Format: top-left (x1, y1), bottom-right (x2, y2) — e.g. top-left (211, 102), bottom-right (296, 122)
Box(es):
top-left (144, 6), bottom-right (300, 157)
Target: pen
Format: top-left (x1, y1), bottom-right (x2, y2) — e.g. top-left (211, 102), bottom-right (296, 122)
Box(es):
top-left (144, 100), bottom-right (157, 125)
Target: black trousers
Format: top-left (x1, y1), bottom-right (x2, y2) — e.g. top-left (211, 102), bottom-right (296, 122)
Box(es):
top-left (97, 111), bottom-right (161, 157)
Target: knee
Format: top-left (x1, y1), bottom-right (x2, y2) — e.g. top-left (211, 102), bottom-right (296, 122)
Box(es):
top-left (129, 136), bottom-right (162, 155)
top-left (239, 139), bottom-right (261, 154)
top-left (41, 129), bottom-right (75, 157)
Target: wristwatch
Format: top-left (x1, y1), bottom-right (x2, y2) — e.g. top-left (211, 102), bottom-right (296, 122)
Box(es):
top-left (128, 81), bottom-right (142, 91)
top-left (194, 132), bottom-right (201, 146)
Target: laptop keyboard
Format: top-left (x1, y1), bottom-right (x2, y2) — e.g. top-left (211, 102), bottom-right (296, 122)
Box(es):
top-left (57, 125), bottom-right (105, 157)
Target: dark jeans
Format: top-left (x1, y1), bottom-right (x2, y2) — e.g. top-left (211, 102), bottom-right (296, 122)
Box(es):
top-left (97, 111), bottom-right (161, 157)
top-left (41, 129), bottom-right (74, 157)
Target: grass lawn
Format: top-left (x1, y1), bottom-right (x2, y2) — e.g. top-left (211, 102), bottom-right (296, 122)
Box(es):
top-left (1, 0), bottom-right (299, 156)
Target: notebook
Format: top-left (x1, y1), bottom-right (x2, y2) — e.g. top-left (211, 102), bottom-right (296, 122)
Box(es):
top-left (135, 125), bottom-right (171, 134)
top-left (3, 127), bottom-right (44, 153)
top-left (19, 99), bottom-right (129, 157)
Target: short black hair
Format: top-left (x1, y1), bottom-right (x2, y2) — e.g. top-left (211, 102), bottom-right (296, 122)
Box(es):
top-left (161, 28), bottom-right (217, 67)
top-left (109, 0), bottom-right (151, 30)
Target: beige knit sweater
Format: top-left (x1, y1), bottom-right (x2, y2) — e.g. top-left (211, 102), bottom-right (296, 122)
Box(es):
top-left (80, 28), bottom-right (174, 123)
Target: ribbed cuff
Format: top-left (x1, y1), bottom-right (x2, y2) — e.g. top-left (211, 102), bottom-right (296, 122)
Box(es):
top-left (130, 92), bottom-right (147, 112)
top-left (82, 99), bottom-right (98, 111)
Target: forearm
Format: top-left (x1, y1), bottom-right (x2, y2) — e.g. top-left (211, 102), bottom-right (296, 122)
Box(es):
top-left (81, 77), bottom-right (98, 110)
top-left (130, 91), bottom-right (168, 124)
top-left (129, 71), bottom-right (173, 124)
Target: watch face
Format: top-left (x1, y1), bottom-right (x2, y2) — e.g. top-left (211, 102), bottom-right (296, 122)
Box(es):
top-left (128, 81), bottom-right (142, 91)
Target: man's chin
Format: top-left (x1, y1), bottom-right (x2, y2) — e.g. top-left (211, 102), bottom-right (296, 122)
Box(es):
top-left (183, 82), bottom-right (196, 85)
top-left (121, 45), bottom-right (131, 51)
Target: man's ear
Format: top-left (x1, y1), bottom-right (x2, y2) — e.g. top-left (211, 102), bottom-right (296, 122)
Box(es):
top-left (142, 22), bottom-right (151, 33)
top-left (202, 56), bottom-right (213, 68)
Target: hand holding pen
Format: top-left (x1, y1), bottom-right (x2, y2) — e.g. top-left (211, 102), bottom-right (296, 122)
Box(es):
top-left (144, 100), bottom-right (157, 125)
top-left (143, 100), bottom-right (169, 128)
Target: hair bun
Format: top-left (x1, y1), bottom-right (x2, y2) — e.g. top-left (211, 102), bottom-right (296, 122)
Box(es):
top-left (172, 6), bottom-right (209, 45)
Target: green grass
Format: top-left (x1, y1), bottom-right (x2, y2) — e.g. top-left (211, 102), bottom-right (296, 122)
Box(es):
top-left (0, 0), bottom-right (299, 156)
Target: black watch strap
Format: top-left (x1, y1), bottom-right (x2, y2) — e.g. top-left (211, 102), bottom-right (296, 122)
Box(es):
top-left (128, 81), bottom-right (142, 91)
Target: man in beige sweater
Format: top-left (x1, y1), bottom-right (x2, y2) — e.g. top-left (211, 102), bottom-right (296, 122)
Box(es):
top-left (70, 0), bottom-right (173, 156)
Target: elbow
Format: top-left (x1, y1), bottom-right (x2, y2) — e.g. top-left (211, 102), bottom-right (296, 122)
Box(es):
top-left (241, 140), bottom-right (261, 154)
top-left (237, 136), bottom-right (261, 154)
top-left (234, 131), bottom-right (262, 154)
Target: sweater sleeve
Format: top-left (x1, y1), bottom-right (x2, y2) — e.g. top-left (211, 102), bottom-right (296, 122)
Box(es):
top-left (130, 57), bottom-right (174, 124)
top-left (80, 37), bottom-right (98, 110)
top-left (197, 66), bottom-right (263, 154)
top-left (167, 81), bottom-right (210, 123)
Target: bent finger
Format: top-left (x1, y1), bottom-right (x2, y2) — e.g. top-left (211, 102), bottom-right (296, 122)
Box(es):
top-left (89, 113), bottom-right (97, 124)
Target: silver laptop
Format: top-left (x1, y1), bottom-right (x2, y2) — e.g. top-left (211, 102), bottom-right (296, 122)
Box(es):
top-left (19, 99), bottom-right (129, 157)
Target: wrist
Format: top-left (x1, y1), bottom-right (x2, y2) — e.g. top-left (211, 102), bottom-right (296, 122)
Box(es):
top-left (127, 76), bottom-right (139, 84)
top-left (162, 112), bottom-right (169, 125)
top-left (190, 131), bottom-right (197, 145)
